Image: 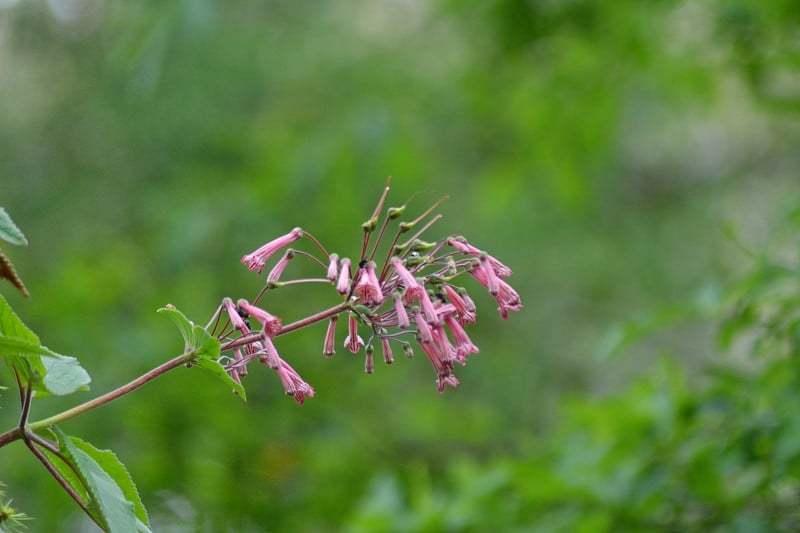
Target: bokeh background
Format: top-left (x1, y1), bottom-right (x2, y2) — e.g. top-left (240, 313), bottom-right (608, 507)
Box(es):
top-left (2, 0), bottom-right (800, 531)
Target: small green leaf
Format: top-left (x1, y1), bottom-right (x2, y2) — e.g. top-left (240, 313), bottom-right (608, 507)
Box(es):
top-left (48, 427), bottom-right (151, 532)
top-left (0, 208), bottom-right (27, 246)
top-left (0, 292), bottom-right (41, 351)
top-left (40, 356), bottom-right (91, 396)
top-left (157, 305), bottom-right (220, 360)
top-left (195, 358), bottom-right (247, 400)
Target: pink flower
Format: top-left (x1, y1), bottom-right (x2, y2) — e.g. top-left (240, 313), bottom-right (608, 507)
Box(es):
top-left (447, 237), bottom-right (512, 277)
top-left (467, 266), bottom-right (522, 319)
top-left (495, 279), bottom-right (523, 319)
top-left (222, 297), bottom-right (247, 332)
top-left (323, 316), bottom-right (337, 357)
top-left (354, 262), bottom-right (385, 306)
top-left (344, 313), bottom-right (364, 353)
top-left (414, 309), bottom-right (433, 344)
top-left (418, 289), bottom-right (441, 325)
top-left (392, 291), bottom-right (410, 328)
top-left (237, 298), bottom-right (282, 338)
top-left (381, 337), bottom-right (394, 365)
top-left (468, 263), bottom-right (498, 296)
top-left (241, 227), bottom-right (303, 274)
top-left (432, 324), bottom-right (458, 363)
top-left (390, 257), bottom-right (424, 304)
top-left (443, 285), bottom-right (476, 325)
top-left (337, 258), bottom-right (352, 295)
top-left (266, 250), bottom-right (294, 284)
top-left (274, 358), bottom-right (315, 404)
top-left (326, 253), bottom-right (339, 281)
top-left (436, 373), bottom-right (460, 393)
top-left (259, 335), bottom-right (281, 369)
top-left (444, 315), bottom-right (479, 359)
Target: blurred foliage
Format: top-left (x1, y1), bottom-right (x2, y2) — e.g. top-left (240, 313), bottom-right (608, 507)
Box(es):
top-left (1, 0), bottom-right (800, 530)
top-left (346, 220), bottom-right (800, 532)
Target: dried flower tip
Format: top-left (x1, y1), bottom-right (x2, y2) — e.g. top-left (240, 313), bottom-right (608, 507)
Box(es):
top-left (354, 262), bottom-right (385, 306)
top-left (323, 316), bottom-right (337, 357)
top-left (241, 227), bottom-right (303, 274)
top-left (237, 299), bottom-right (282, 337)
top-left (344, 313), bottom-right (365, 353)
top-left (381, 337), bottom-right (394, 364)
top-left (337, 257), bottom-right (352, 295)
top-left (326, 253), bottom-right (339, 281)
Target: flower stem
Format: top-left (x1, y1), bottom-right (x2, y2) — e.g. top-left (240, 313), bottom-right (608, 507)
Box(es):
top-left (27, 352), bottom-right (191, 433)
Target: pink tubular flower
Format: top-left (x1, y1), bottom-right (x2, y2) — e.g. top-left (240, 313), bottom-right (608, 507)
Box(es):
top-left (323, 316), bottom-right (337, 357)
top-left (344, 313), bottom-right (364, 353)
top-left (418, 289), bottom-right (441, 325)
top-left (354, 262), bottom-right (385, 306)
top-left (390, 257), bottom-right (424, 304)
top-left (260, 335), bottom-right (281, 369)
top-left (392, 291), bottom-right (410, 328)
top-left (337, 258), bottom-right (352, 295)
top-left (326, 253), bottom-right (339, 281)
top-left (444, 315), bottom-right (480, 359)
top-left (495, 279), bottom-right (523, 319)
top-left (222, 297), bottom-right (247, 331)
top-left (414, 309), bottom-right (433, 344)
top-left (443, 285), bottom-right (476, 325)
top-left (267, 250), bottom-right (294, 284)
top-left (447, 237), bottom-right (512, 277)
top-left (381, 337), bottom-right (394, 364)
top-left (241, 227), bottom-right (303, 274)
top-left (274, 358), bottom-right (315, 404)
top-left (436, 373), bottom-right (460, 393)
top-left (237, 298), bottom-right (282, 338)
top-left (432, 324), bottom-right (458, 363)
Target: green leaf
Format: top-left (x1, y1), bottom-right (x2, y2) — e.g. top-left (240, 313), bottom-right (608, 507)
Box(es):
top-left (0, 292), bottom-right (42, 354)
top-left (0, 208), bottom-right (27, 246)
top-left (195, 358), bottom-right (247, 400)
top-left (157, 305), bottom-right (220, 360)
top-left (48, 427), bottom-right (151, 532)
top-left (41, 355), bottom-right (91, 396)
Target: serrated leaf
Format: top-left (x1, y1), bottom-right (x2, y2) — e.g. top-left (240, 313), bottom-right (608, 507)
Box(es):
top-left (40, 356), bottom-right (91, 396)
top-left (49, 427), bottom-right (151, 533)
top-left (0, 248), bottom-right (29, 298)
top-left (157, 305), bottom-right (220, 360)
top-left (0, 208), bottom-right (27, 246)
top-left (195, 359), bottom-right (247, 400)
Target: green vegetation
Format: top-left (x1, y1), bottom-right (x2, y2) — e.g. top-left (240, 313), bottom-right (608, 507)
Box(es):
top-left (2, 0), bottom-right (800, 530)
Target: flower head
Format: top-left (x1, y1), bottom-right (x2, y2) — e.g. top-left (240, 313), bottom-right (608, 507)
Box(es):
top-left (344, 313), bottom-right (364, 353)
top-left (336, 257), bottom-right (352, 295)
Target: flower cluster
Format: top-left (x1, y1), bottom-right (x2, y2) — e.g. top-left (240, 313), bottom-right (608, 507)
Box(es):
top-left (206, 185), bottom-right (521, 403)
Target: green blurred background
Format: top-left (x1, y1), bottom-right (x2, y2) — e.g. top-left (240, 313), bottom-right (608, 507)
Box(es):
top-left (2, 0), bottom-right (800, 531)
